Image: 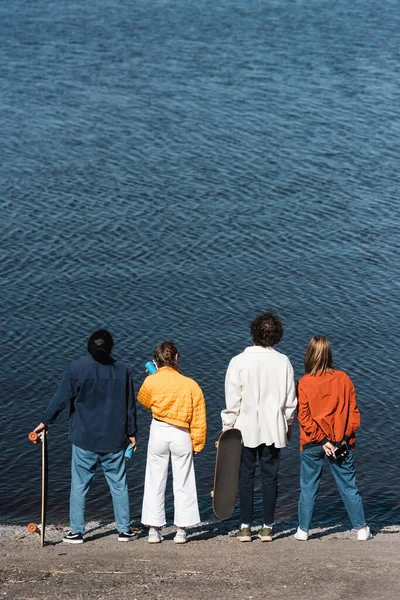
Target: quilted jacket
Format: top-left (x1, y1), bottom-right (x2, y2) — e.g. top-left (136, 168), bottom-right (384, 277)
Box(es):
top-left (137, 366), bottom-right (206, 452)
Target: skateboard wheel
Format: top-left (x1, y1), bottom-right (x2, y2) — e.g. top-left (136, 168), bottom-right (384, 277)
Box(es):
top-left (210, 490), bottom-right (214, 498)
top-left (28, 432), bottom-right (39, 443)
top-left (27, 523), bottom-right (39, 533)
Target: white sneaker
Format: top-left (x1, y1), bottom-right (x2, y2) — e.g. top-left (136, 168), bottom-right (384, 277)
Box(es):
top-left (174, 529), bottom-right (187, 544)
top-left (357, 526), bottom-right (372, 541)
top-left (294, 527), bottom-right (308, 541)
top-left (148, 529), bottom-right (163, 543)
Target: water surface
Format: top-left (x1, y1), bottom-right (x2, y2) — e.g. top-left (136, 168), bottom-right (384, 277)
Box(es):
top-left (1, 0), bottom-right (399, 528)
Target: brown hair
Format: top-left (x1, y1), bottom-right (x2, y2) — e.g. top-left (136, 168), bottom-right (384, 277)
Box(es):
top-left (154, 340), bottom-right (179, 370)
top-left (304, 335), bottom-right (334, 376)
top-left (250, 311), bottom-right (283, 347)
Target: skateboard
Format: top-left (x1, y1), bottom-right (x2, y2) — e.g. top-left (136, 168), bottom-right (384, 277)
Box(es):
top-left (211, 428), bottom-right (242, 520)
top-left (27, 430), bottom-right (48, 547)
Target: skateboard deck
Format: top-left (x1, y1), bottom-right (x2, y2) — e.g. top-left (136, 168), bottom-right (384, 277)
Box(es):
top-left (27, 431), bottom-right (48, 547)
top-left (211, 428), bottom-right (242, 520)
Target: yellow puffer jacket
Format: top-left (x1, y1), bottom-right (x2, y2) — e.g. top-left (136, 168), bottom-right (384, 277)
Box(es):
top-left (137, 366), bottom-right (207, 453)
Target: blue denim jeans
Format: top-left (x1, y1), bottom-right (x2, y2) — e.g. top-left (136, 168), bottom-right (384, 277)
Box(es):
top-left (298, 446), bottom-right (366, 531)
top-left (70, 445), bottom-right (130, 534)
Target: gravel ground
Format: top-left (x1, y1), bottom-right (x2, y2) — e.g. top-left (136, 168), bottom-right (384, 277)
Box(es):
top-left (1, 522), bottom-right (399, 600)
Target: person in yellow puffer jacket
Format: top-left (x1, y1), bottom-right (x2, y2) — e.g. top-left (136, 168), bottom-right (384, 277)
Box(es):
top-left (138, 341), bottom-right (206, 545)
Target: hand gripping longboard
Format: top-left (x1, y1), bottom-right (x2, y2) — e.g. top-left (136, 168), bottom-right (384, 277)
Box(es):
top-left (211, 428), bottom-right (242, 520)
top-left (27, 430), bottom-right (48, 547)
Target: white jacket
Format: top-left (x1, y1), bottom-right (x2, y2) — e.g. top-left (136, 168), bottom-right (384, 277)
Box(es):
top-left (221, 346), bottom-right (297, 448)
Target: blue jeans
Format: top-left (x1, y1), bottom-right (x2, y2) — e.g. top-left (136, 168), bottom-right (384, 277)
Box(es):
top-left (70, 445), bottom-right (130, 534)
top-left (298, 446), bottom-right (366, 531)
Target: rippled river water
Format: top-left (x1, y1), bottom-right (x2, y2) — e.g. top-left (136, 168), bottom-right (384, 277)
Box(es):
top-left (1, 0), bottom-right (399, 528)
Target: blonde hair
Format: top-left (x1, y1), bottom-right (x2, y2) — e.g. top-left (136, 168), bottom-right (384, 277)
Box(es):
top-left (304, 335), bottom-right (334, 376)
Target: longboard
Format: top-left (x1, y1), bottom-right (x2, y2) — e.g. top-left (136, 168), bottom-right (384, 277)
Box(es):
top-left (27, 431), bottom-right (48, 547)
top-left (211, 428), bottom-right (242, 520)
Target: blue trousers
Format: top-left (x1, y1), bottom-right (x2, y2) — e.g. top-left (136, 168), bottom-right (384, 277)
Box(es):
top-left (70, 445), bottom-right (130, 534)
top-left (298, 446), bottom-right (366, 531)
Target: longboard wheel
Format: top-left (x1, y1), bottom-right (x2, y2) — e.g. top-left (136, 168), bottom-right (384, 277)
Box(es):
top-left (28, 432), bottom-right (39, 443)
top-left (27, 523), bottom-right (39, 533)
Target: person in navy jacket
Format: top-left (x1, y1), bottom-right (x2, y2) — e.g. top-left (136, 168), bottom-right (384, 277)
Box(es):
top-left (33, 329), bottom-right (137, 544)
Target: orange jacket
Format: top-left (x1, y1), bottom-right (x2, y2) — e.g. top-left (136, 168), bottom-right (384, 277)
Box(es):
top-left (297, 370), bottom-right (360, 451)
top-left (137, 366), bottom-right (207, 453)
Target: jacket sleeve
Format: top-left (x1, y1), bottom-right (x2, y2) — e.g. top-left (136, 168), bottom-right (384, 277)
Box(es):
top-left (284, 360), bottom-right (297, 425)
top-left (189, 382), bottom-right (207, 453)
top-left (126, 370), bottom-right (138, 437)
top-left (345, 381), bottom-right (360, 439)
top-left (137, 378), bottom-right (152, 410)
top-left (42, 366), bottom-right (78, 425)
top-left (297, 380), bottom-right (328, 444)
top-left (221, 358), bottom-right (241, 431)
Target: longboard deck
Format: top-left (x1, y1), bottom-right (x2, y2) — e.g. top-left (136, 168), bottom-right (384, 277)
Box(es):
top-left (212, 429), bottom-right (242, 520)
top-left (27, 431), bottom-right (48, 547)
top-left (41, 431), bottom-right (48, 547)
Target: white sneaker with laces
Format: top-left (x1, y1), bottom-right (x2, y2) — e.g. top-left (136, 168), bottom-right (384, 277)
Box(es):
top-left (174, 529), bottom-right (187, 544)
top-left (357, 526), bottom-right (372, 541)
top-left (148, 528), bottom-right (163, 543)
top-left (294, 527), bottom-right (308, 541)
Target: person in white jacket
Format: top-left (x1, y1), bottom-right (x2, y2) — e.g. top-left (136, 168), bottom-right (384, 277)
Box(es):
top-left (221, 312), bottom-right (297, 542)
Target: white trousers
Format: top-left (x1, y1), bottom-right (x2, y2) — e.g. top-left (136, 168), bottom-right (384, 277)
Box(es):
top-left (141, 419), bottom-right (200, 528)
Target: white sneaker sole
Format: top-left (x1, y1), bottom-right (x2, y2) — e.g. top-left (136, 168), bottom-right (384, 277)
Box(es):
top-left (237, 536), bottom-right (252, 542)
top-left (63, 538), bottom-right (84, 544)
top-left (174, 538), bottom-right (187, 544)
top-left (148, 537), bottom-right (163, 543)
top-left (118, 536), bottom-right (138, 542)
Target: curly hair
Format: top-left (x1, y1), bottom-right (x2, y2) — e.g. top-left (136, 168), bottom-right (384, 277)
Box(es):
top-left (154, 340), bottom-right (180, 370)
top-left (250, 312), bottom-right (283, 347)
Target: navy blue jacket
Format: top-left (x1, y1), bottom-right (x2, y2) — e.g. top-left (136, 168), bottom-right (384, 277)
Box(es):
top-left (42, 355), bottom-right (137, 453)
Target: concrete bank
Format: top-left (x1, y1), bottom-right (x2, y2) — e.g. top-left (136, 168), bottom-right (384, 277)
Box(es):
top-left (1, 523), bottom-right (399, 600)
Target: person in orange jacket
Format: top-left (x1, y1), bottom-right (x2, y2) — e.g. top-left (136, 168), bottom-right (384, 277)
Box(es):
top-left (138, 341), bottom-right (206, 544)
top-left (295, 335), bottom-right (371, 541)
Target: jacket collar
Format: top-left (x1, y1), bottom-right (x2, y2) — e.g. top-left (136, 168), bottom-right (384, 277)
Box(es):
top-left (243, 345), bottom-right (274, 353)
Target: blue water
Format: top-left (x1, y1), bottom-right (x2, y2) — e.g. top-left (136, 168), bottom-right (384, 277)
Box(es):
top-left (1, 0), bottom-right (399, 528)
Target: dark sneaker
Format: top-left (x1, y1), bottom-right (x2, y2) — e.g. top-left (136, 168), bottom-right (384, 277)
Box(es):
top-left (118, 529), bottom-right (138, 542)
top-left (258, 527), bottom-right (273, 542)
top-left (63, 531), bottom-right (84, 544)
top-left (236, 526), bottom-right (252, 542)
